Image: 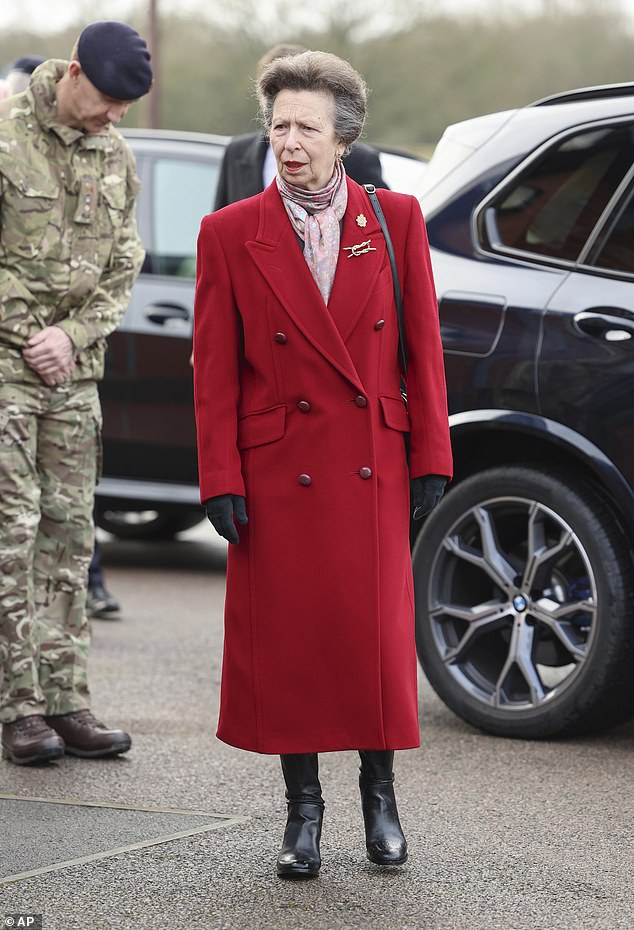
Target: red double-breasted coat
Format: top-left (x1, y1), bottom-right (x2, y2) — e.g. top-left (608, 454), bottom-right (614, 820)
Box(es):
top-left (193, 177), bottom-right (452, 754)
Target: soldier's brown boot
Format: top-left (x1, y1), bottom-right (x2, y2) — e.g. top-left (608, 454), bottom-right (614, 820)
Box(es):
top-left (45, 710), bottom-right (131, 758)
top-left (2, 715), bottom-right (65, 765)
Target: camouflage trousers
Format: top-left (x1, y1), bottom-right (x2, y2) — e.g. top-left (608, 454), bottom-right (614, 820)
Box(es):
top-left (0, 380), bottom-right (101, 723)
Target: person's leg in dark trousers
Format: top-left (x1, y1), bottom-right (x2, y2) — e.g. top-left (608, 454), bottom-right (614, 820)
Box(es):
top-left (277, 753), bottom-right (324, 878)
top-left (86, 519), bottom-right (120, 618)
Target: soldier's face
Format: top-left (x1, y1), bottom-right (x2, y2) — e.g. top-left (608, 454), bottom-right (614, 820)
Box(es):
top-left (66, 68), bottom-right (133, 133)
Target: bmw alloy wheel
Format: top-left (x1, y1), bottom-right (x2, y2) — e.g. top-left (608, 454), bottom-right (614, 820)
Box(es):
top-left (413, 466), bottom-right (634, 737)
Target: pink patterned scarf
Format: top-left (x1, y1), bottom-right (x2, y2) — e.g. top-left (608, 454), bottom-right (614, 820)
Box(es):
top-left (277, 163), bottom-right (348, 305)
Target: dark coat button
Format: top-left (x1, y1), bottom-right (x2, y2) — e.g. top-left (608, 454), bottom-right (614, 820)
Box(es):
top-left (298, 474), bottom-right (312, 486)
top-left (354, 394), bottom-right (367, 408)
top-left (297, 400), bottom-right (311, 413)
top-left (374, 320), bottom-right (385, 330)
top-left (274, 332), bottom-right (287, 343)
top-left (359, 467), bottom-right (373, 479)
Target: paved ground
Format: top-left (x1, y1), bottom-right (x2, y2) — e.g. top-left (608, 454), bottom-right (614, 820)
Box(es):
top-left (1, 525), bottom-right (633, 930)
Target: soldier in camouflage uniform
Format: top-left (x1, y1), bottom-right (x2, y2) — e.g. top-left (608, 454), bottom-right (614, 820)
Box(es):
top-left (0, 21), bottom-right (153, 765)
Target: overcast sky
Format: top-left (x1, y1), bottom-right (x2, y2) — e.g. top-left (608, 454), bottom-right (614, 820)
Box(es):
top-left (1, 0), bottom-right (137, 33)
top-left (0, 0), bottom-right (571, 34)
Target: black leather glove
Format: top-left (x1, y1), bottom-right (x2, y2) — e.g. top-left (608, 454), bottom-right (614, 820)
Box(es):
top-left (411, 475), bottom-right (448, 520)
top-left (204, 494), bottom-right (248, 545)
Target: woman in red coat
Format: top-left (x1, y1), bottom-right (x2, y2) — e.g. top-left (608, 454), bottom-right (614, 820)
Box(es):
top-left (193, 51), bottom-right (452, 879)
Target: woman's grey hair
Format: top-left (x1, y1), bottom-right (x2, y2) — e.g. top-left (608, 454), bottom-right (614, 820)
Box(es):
top-left (257, 50), bottom-right (368, 150)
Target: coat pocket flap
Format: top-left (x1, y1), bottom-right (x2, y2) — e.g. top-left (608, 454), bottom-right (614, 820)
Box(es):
top-left (238, 404), bottom-right (286, 450)
top-left (379, 394), bottom-right (410, 432)
top-left (101, 177), bottom-right (127, 210)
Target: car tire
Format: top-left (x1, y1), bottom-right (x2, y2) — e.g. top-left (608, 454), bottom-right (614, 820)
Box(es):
top-left (95, 508), bottom-right (203, 541)
top-left (413, 465), bottom-right (634, 739)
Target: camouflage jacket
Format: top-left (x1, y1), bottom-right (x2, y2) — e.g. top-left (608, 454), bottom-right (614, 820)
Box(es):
top-left (0, 60), bottom-right (145, 383)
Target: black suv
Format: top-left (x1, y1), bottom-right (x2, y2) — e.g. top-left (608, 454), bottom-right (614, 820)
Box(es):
top-left (412, 84), bottom-right (634, 739)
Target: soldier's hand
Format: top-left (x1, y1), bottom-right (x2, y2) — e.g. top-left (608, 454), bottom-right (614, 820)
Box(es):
top-left (39, 363), bottom-right (76, 386)
top-left (23, 326), bottom-right (76, 382)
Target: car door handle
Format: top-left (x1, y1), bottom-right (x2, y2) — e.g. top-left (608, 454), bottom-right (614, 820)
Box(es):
top-left (573, 310), bottom-right (634, 342)
top-left (143, 302), bottom-right (190, 326)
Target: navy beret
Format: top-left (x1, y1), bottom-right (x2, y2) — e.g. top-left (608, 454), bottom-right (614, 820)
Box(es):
top-left (77, 21), bottom-right (153, 101)
top-left (12, 56), bottom-right (44, 75)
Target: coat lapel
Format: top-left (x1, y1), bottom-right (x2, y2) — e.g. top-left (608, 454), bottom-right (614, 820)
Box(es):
top-left (246, 183), bottom-right (365, 391)
top-left (328, 180), bottom-right (387, 343)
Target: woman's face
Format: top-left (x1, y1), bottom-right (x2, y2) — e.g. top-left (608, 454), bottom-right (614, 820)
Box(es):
top-left (270, 89), bottom-right (346, 192)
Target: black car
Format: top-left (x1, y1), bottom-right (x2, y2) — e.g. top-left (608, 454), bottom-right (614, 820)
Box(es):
top-left (412, 83), bottom-right (634, 739)
top-left (96, 130), bottom-right (227, 539)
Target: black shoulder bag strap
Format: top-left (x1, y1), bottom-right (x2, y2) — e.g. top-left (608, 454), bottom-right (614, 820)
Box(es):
top-left (363, 183), bottom-right (408, 378)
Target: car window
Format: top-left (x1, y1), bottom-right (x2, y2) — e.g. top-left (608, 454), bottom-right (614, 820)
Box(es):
top-left (483, 124), bottom-right (634, 263)
top-left (591, 186), bottom-right (634, 274)
top-left (150, 158), bottom-right (219, 277)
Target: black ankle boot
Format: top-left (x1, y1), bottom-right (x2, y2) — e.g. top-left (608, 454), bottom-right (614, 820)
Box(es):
top-left (358, 750), bottom-right (408, 866)
top-left (277, 753), bottom-right (324, 878)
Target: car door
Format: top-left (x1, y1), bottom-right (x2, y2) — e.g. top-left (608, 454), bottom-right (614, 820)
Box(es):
top-left (101, 138), bottom-right (222, 487)
top-left (539, 168), bottom-right (634, 489)
top-left (464, 116), bottom-right (634, 479)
